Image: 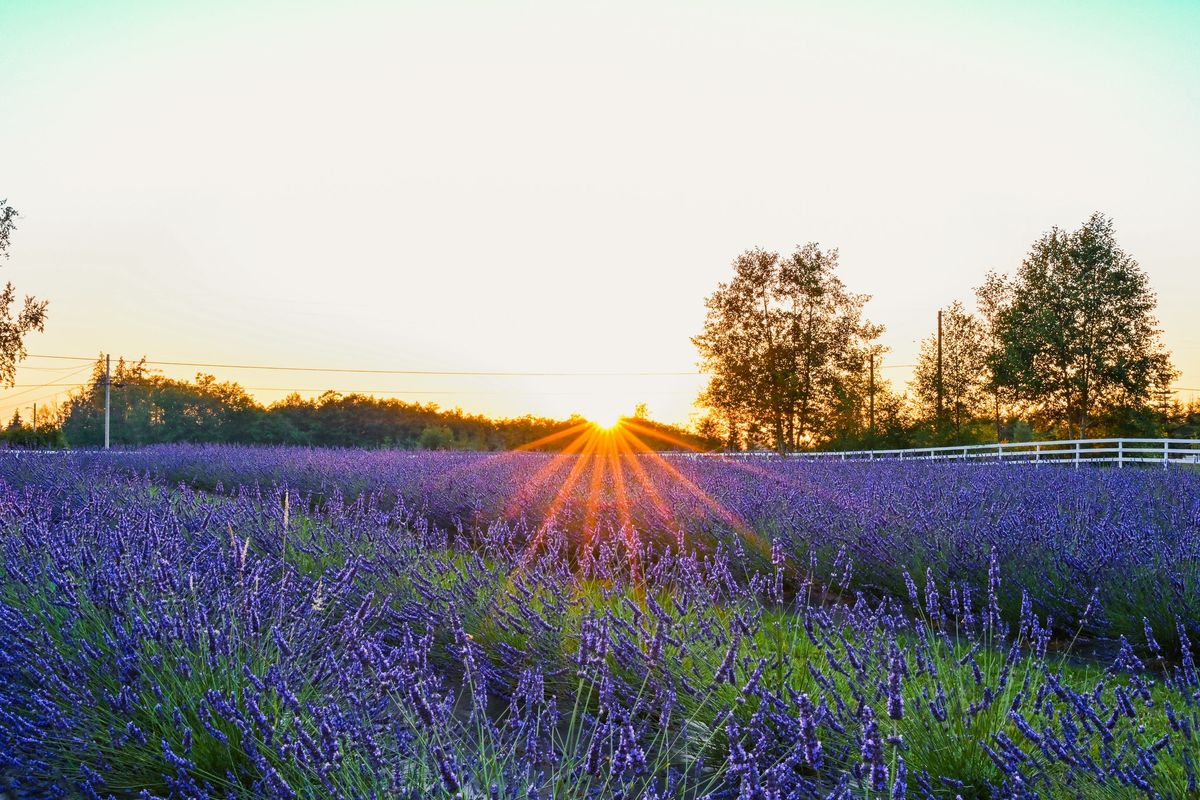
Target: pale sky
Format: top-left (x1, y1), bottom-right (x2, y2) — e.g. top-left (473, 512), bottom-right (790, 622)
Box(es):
top-left (2, 0), bottom-right (1198, 425)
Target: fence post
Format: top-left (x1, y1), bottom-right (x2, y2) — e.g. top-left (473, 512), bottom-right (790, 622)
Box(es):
top-left (1164, 440), bottom-right (1170, 469)
top-left (1035, 443), bottom-right (1040, 465)
top-left (1074, 441), bottom-right (1081, 469)
top-left (1118, 440), bottom-right (1124, 469)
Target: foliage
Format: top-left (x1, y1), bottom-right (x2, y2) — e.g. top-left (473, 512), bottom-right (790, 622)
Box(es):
top-left (0, 423), bottom-right (65, 449)
top-left (54, 358), bottom-right (718, 451)
top-left (987, 213), bottom-right (1177, 438)
top-left (694, 215), bottom-right (1184, 448)
top-left (2, 449), bottom-right (1199, 799)
top-left (0, 201), bottom-right (48, 387)
top-left (910, 301), bottom-right (989, 441)
top-left (693, 244), bottom-right (884, 453)
top-left (87, 444), bottom-right (1200, 648)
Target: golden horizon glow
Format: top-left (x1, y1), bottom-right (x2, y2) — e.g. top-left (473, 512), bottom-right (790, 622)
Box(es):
top-left (590, 414), bottom-right (624, 432)
top-left (490, 415), bottom-right (767, 578)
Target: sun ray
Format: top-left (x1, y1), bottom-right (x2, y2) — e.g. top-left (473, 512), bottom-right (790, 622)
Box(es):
top-left (504, 425), bottom-right (594, 518)
top-left (605, 438), bottom-right (633, 535)
top-left (515, 421), bottom-right (594, 452)
top-left (612, 427), bottom-right (674, 528)
top-left (605, 435), bottom-right (641, 585)
top-left (621, 419), bottom-right (705, 453)
top-left (542, 428), bottom-right (602, 525)
top-left (425, 420), bottom-right (596, 494)
top-left (520, 427), bottom-right (602, 564)
top-left (618, 426), bottom-right (771, 561)
top-left (581, 431), bottom-right (610, 547)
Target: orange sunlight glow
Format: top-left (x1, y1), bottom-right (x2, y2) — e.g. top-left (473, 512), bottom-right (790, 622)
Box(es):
top-left (473, 413), bottom-right (764, 580)
top-left (589, 413), bottom-right (624, 431)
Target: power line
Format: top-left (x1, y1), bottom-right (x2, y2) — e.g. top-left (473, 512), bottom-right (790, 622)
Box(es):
top-left (23, 353), bottom-right (700, 377)
top-left (23, 352), bottom-right (924, 377)
top-left (13, 353), bottom-right (1196, 396)
top-left (150, 361), bottom-right (701, 377)
top-left (0, 366), bottom-right (94, 417)
top-left (0, 365), bottom-right (93, 403)
top-left (241, 387), bottom-right (696, 396)
top-left (3, 382), bottom-right (91, 388)
top-left (1, 383), bottom-right (693, 397)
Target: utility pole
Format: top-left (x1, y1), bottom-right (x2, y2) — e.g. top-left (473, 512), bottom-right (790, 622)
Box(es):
top-left (936, 310), bottom-right (944, 424)
top-left (104, 353), bottom-right (111, 450)
top-left (868, 352), bottom-right (875, 438)
top-left (31, 403), bottom-right (36, 434)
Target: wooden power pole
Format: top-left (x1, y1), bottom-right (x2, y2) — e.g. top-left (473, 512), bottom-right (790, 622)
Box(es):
top-left (104, 353), bottom-right (111, 450)
top-left (868, 352), bottom-right (875, 437)
top-left (936, 310), bottom-right (943, 423)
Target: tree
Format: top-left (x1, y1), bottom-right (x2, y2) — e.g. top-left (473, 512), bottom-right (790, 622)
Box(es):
top-left (693, 414), bottom-right (722, 446)
top-left (693, 243), bottom-right (882, 451)
top-left (910, 301), bottom-right (989, 440)
top-left (417, 424), bottom-right (455, 450)
top-left (0, 202), bottom-right (48, 387)
top-left (992, 213), bottom-right (1176, 438)
top-left (975, 271), bottom-right (1018, 442)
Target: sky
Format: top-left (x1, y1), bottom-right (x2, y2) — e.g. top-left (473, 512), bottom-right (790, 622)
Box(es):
top-left (1, 0), bottom-right (1198, 426)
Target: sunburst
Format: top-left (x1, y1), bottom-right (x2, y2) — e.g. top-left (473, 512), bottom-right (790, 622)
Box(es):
top-left (439, 414), bottom-right (756, 578)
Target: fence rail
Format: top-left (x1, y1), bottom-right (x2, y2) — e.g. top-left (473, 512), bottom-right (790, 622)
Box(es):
top-left (695, 438), bottom-right (1200, 467)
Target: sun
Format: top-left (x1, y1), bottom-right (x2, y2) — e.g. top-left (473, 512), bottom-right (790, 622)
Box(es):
top-left (590, 412), bottom-right (624, 431)
top-left (577, 398), bottom-right (627, 431)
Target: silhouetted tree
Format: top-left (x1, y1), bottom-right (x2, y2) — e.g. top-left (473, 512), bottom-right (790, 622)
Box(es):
top-left (0, 202), bottom-right (48, 387)
top-left (990, 213), bottom-right (1176, 438)
top-left (56, 358), bottom-right (711, 451)
top-left (975, 271), bottom-right (1019, 442)
top-left (693, 243), bottom-right (882, 451)
top-left (911, 301), bottom-right (989, 440)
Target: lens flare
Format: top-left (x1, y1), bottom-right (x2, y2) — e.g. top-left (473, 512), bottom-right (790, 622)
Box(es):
top-left (591, 413), bottom-right (623, 431)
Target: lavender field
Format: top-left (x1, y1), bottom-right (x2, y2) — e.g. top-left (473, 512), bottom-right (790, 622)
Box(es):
top-left (2, 446), bottom-right (1200, 799)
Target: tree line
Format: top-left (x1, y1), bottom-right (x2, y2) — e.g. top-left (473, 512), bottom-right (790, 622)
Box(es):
top-left (3, 356), bottom-right (714, 451)
top-left (694, 212), bottom-right (1197, 451)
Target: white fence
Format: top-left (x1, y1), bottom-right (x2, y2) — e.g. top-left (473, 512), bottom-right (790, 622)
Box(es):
top-left (705, 438), bottom-right (1200, 467)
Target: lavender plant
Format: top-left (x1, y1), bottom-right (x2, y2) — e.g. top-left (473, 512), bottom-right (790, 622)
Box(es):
top-left (0, 449), bottom-right (1197, 798)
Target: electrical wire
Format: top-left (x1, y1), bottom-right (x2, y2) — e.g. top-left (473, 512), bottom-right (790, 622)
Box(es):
top-left (4, 382), bottom-right (92, 388)
top-left (23, 354), bottom-right (699, 377)
top-left (11, 354), bottom-right (1198, 400)
top-left (0, 365), bottom-right (95, 416)
top-left (0, 365), bottom-right (93, 402)
top-left (22, 352), bottom-right (923, 376)
top-left (241, 388), bottom-right (696, 396)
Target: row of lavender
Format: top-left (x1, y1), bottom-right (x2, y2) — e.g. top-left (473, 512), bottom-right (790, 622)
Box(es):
top-left (92, 444), bottom-right (1200, 648)
top-left (1, 450), bottom-right (1198, 798)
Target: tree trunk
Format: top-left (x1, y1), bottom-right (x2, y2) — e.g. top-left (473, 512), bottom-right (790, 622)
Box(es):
top-left (994, 392), bottom-right (1002, 443)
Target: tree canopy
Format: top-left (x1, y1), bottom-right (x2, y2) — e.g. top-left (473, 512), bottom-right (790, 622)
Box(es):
top-left (988, 212), bottom-right (1176, 438)
top-left (693, 244), bottom-right (883, 451)
top-left (696, 215), bottom-right (1182, 449)
top-left (910, 301), bottom-right (989, 439)
top-left (53, 356), bottom-right (717, 451)
top-left (0, 202), bottom-right (48, 387)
